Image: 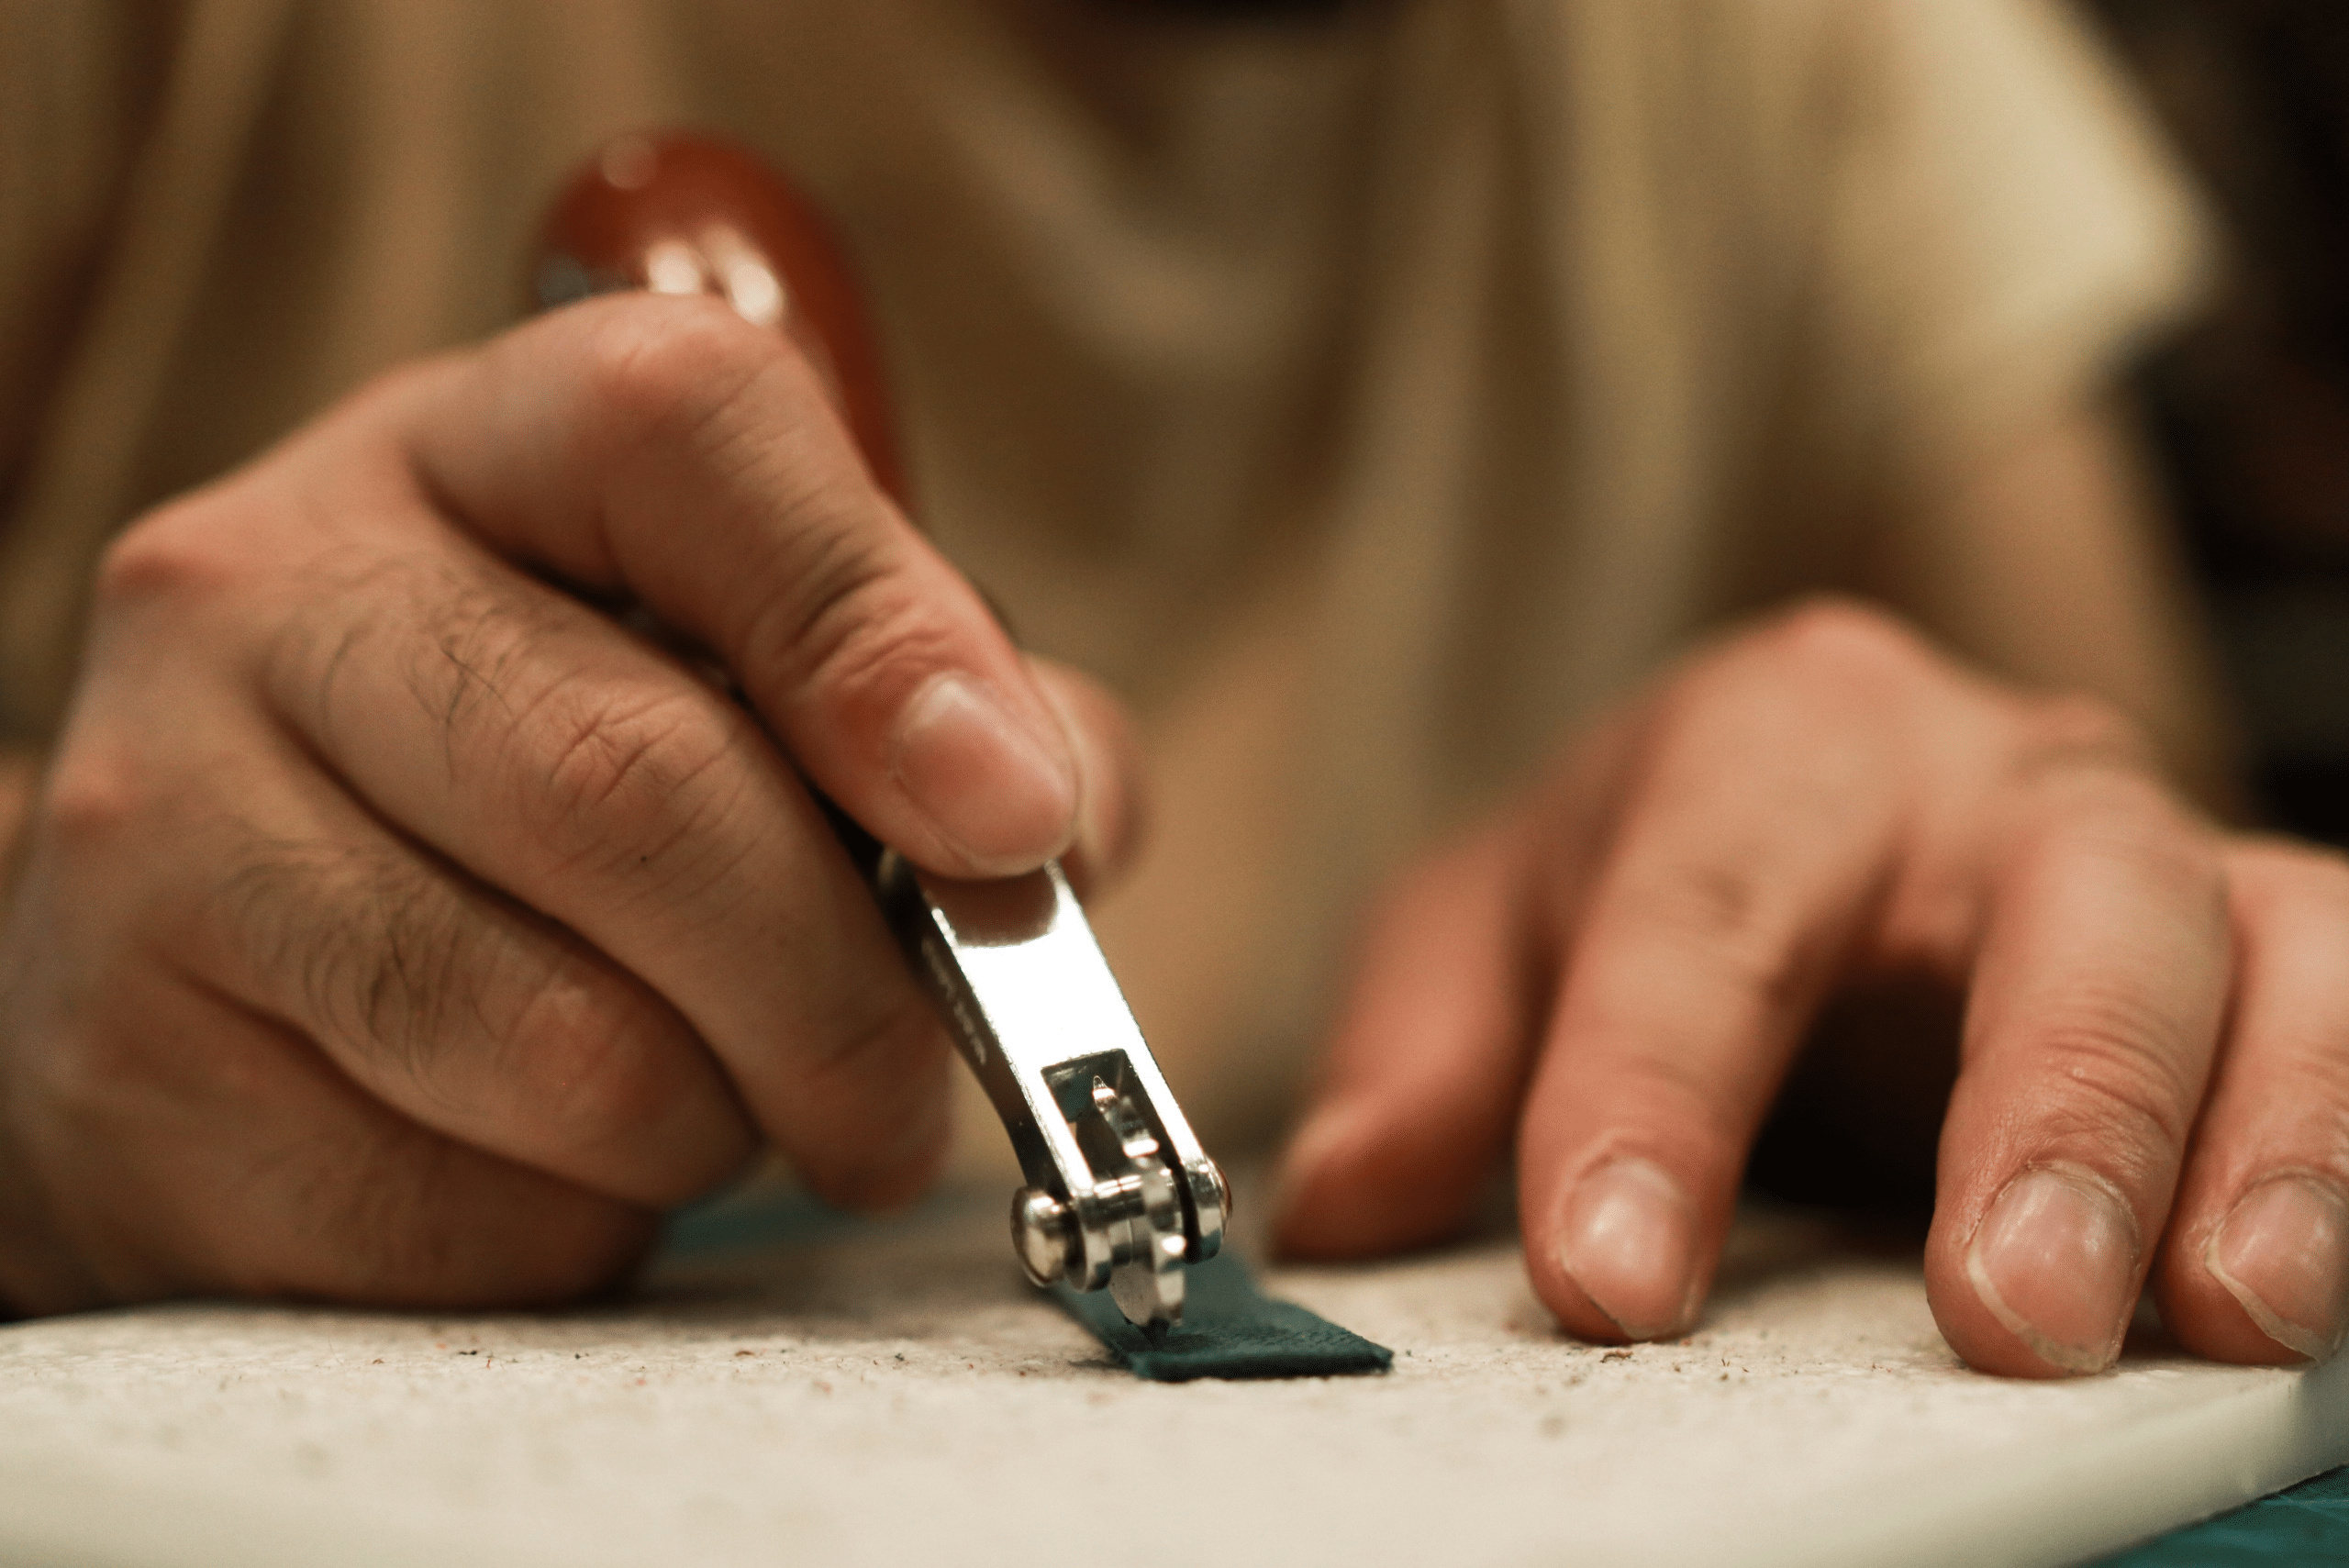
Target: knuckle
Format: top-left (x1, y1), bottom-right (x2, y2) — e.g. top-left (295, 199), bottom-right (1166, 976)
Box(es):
top-left (759, 553), bottom-right (960, 716)
top-left (1668, 596), bottom-right (1938, 748)
top-left (495, 955), bottom-right (686, 1153)
top-left (396, 567), bottom-right (549, 736)
top-left (17, 1009), bottom-right (141, 1144)
top-left (529, 683), bottom-right (750, 873)
top-left (39, 744), bottom-right (146, 857)
top-left (2009, 767), bottom-right (2221, 904)
top-left (1610, 859), bottom-right (1820, 1017)
top-left (574, 293), bottom-right (784, 453)
top-left (1599, 1048), bottom-right (1749, 1152)
top-left (2227, 836), bottom-right (2349, 917)
top-left (2024, 992), bottom-right (2202, 1158)
top-left (93, 497), bottom-right (249, 613)
top-left (213, 838), bottom-right (459, 1077)
top-left (1744, 595), bottom-right (1925, 689)
top-left (2010, 690), bottom-right (2154, 775)
top-left (340, 860), bottom-right (466, 1077)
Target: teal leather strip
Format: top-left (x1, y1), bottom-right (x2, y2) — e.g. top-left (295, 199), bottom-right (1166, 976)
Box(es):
top-left (2091, 1465), bottom-right (2349, 1565)
top-left (1054, 1251), bottom-right (1394, 1382)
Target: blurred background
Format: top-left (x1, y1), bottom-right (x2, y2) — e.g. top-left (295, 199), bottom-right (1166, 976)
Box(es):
top-left (2082, 0), bottom-right (2349, 845)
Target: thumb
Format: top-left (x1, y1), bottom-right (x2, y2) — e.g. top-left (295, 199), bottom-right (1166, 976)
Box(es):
top-left (395, 294), bottom-right (1077, 877)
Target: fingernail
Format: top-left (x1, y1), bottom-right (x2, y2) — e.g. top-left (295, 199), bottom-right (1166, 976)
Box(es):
top-left (891, 673), bottom-right (1076, 873)
top-left (1556, 1157), bottom-right (1699, 1340)
top-left (1965, 1163), bottom-right (2139, 1373)
top-left (2206, 1173), bottom-right (2349, 1362)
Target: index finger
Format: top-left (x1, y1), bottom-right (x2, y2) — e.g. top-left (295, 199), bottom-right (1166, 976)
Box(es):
top-left (389, 293), bottom-right (1076, 877)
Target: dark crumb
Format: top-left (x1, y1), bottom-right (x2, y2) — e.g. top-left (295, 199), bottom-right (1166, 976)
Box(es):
top-left (1602, 1349), bottom-right (1632, 1362)
top-left (734, 1350), bottom-right (757, 1357)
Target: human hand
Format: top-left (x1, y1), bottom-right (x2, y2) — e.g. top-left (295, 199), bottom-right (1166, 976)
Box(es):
top-left (0, 294), bottom-right (1141, 1316)
top-left (1275, 598), bottom-right (2348, 1376)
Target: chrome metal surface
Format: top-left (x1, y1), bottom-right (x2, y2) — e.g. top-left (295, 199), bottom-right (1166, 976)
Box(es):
top-left (866, 855), bottom-right (1227, 1330)
top-left (1092, 1078), bottom-right (1187, 1331)
top-left (1011, 1185), bottom-right (1077, 1289)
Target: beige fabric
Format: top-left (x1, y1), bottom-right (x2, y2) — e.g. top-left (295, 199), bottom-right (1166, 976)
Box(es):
top-left (0, 0), bottom-right (2211, 1159)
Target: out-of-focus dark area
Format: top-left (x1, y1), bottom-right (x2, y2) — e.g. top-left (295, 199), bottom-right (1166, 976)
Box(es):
top-left (2081, 0), bottom-right (2349, 844)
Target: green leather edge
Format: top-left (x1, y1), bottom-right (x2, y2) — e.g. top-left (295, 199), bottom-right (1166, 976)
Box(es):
top-left (2092, 1465), bottom-right (2349, 1565)
top-left (1052, 1251), bottom-right (1394, 1382)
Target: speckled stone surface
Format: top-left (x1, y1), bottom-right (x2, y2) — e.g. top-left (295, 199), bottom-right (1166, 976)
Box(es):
top-left (3, 1195), bottom-right (2344, 1568)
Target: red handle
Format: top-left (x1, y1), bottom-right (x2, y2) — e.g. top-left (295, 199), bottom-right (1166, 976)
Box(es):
top-left (532, 131), bottom-right (906, 505)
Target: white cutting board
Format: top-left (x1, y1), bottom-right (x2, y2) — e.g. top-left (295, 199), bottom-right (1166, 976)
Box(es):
top-left (2, 1194), bottom-right (2343, 1568)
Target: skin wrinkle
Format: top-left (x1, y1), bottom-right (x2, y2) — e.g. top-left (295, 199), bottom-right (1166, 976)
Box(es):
top-left (787, 995), bottom-right (950, 1200)
top-left (1607, 859), bottom-right (1876, 1024)
top-left (406, 577), bottom-right (556, 781)
top-left (795, 978), bottom-right (940, 1099)
top-left (213, 827), bottom-right (665, 1150)
top-left (2011, 785), bottom-right (2218, 897)
top-left (216, 828), bottom-right (541, 1111)
top-left (205, 828), bottom-right (733, 1207)
top-left (614, 777), bottom-right (769, 923)
top-left (239, 564), bottom-right (770, 1194)
top-left (600, 303), bottom-right (778, 476)
top-left (232, 450), bottom-right (910, 1185)
top-left (562, 303), bottom-right (780, 586)
top-left (268, 550), bottom-right (546, 781)
top-left (215, 835), bottom-right (455, 1085)
top-left (736, 515), bottom-right (934, 729)
top-left (1886, 709), bottom-right (2169, 983)
top-left (295, 1123), bottom-right (459, 1298)
top-left (670, 348), bottom-right (836, 519)
top-left (1286, 597), bottom-right (2276, 1373)
top-left (431, 637), bottom-right (518, 773)
top-left (648, 351), bottom-right (937, 717)
top-left (493, 957), bottom-right (666, 1158)
top-left (529, 686), bottom-right (751, 884)
top-left (2025, 992), bottom-right (2210, 1152)
top-left (317, 545), bottom-right (718, 834)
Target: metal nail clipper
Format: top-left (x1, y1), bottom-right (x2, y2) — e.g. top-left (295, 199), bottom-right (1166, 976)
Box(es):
top-left (829, 810), bottom-right (1230, 1333)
